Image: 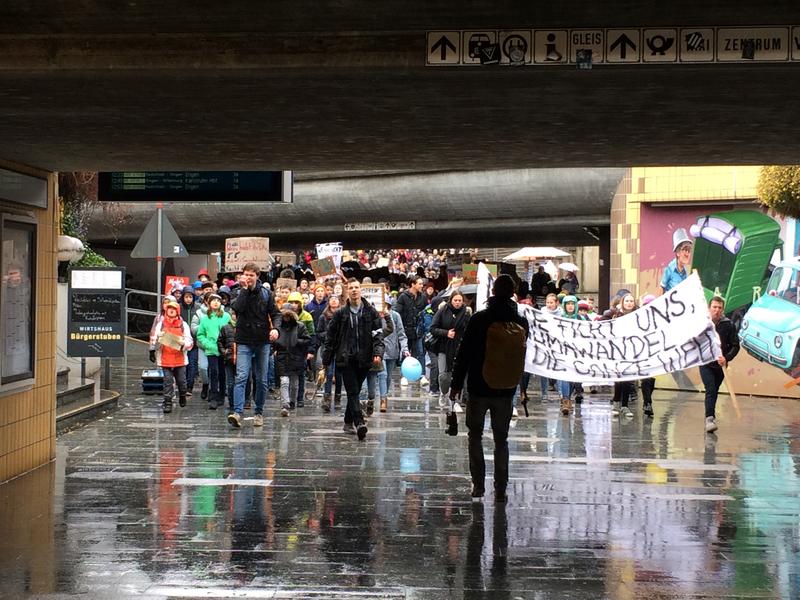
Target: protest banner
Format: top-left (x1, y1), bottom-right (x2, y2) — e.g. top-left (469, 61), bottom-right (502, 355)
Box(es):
top-left (316, 242), bottom-right (343, 270)
top-left (310, 257), bottom-right (337, 280)
top-left (521, 273), bottom-right (720, 383)
top-left (360, 284), bottom-right (386, 312)
top-left (476, 262), bottom-right (494, 311)
top-left (462, 262), bottom-right (497, 284)
top-left (225, 237), bottom-right (269, 272)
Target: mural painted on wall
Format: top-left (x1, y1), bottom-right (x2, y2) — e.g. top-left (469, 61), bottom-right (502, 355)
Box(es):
top-left (638, 205), bottom-right (799, 396)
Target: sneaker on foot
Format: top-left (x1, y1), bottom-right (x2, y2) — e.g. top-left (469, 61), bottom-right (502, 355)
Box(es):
top-left (621, 406), bottom-right (634, 418)
top-left (208, 402), bottom-right (216, 410)
top-left (705, 416), bottom-right (718, 433)
top-left (366, 400), bottom-right (374, 416)
top-left (438, 394), bottom-right (448, 410)
top-left (200, 384), bottom-right (209, 400)
top-left (611, 402), bottom-right (620, 416)
top-left (179, 395), bottom-right (187, 407)
top-left (400, 377), bottom-right (409, 387)
top-left (343, 422), bottom-right (356, 435)
top-left (281, 407), bottom-right (289, 417)
top-left (643, 402), bottom-right (654, 417)
top-left (162, 400), bottom-right (173, 414)
top-left (420, 376), bottom-right (429, 386)
top-left (453, 402), bottom-right (463, 413)
top-left (356, 422), bottom-right (368, 441)
top-left (511, 407), bottom-right (518, 419)
top-left (254, 414), bottom-right (264, 427)
top-left (227, 413), bottom-right (242, 428)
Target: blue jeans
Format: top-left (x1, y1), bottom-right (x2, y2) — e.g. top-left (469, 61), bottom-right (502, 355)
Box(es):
top-left (234, 342), bottom-right (271, 415)
top-left (324, 361), bottom-right (343, 396)
top-left (378, 358), bottom-right (398, 398)
top-left (557, 379), bottom-right (571, 399)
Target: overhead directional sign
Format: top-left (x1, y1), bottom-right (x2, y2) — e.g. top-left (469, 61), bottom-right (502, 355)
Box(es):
top-left (427, 31), bottom-right (460, 65)
top-left (607, 29), bottom-right (640, 62)
top-left (427, 26), bottom-right (800, 66)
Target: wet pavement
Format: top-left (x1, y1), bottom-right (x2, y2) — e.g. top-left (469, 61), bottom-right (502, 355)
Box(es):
top-left (1, 339), bottom-right (799, 599)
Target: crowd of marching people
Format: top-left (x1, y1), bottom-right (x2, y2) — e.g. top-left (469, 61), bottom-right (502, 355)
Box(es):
top-left (149, 233), bottom-right (738, 448)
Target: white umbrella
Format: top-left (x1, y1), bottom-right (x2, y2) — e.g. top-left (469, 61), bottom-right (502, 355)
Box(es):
top-left (503, 247), bottom-right (570, 261)
top-left (558, 262), bottom-right (579, 272)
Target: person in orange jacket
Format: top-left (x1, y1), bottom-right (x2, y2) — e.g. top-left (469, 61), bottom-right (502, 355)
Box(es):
top-left (149, 299), bottom-right (194, 414)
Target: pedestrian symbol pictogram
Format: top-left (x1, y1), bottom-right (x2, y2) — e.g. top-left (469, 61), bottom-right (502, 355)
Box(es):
top-left (534, 30), bottom-right (568, 64)
top-left (426, 31), bottom-right (460, 65)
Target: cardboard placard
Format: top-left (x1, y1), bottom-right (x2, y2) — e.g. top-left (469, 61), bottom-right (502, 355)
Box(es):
top-left (360, 284), bottom-right (386, 312)
top-left (225, 237), bottom-right (270, 272)
top-left (310, 257), bottom-right (338, 280)
top-left (462, 263), bottom-right (497, 284)
top-left (276, 277), bottom-right (297, 291)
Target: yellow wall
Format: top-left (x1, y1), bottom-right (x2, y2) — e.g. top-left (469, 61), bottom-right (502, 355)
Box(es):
top-left (0, 160), bottom-right (57, 482)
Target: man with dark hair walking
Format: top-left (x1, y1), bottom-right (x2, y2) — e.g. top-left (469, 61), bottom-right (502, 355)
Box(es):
top-left (449, 274), bottom-right (528, 503)
top-left (322, 279), bottom-right (385, 441)
top-left (699, 295), bottom-right (739, 433)
top-left (393, 275), bottom-right (427, 382)
top-left (228, 262), bottom-right (281, 429)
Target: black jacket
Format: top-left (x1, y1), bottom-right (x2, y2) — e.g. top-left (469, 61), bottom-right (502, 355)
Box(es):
top-left (393, 289), bottom-right (426, 340)
top-left (706, 316), bottom-right (740, 369)
top-left (217, 322), bottom-right (236, 365)
top-left (451, 297), bottom-right (529, 397)
top-left (430, 304), bottom-right (470, 371)
top-left (231, 285), bottom-right (282, 346)
top-left (322, 301), bottom-right (385, 369)
top-left (274, 317), bottom-right (312, 376)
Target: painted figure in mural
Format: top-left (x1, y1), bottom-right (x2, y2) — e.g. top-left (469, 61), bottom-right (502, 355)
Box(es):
top-left (660, 228), bottom-right (693, 294)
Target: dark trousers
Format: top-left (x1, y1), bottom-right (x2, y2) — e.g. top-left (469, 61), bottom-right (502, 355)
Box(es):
top-left (641, 377), bottom-right (656, 404)
top-left (466, 394), bottom-right (513, 492)
top-left (186, 347), bottom-right (199, 390)
top-left (699, 364), bottom-right (725, 418)
top-left (341, 359), bottom-right (370, 426)
top-left (613, 381), bottom-right (636, 407)
top-left (163, 366), bottom-right (187, 402)
top-left (207, 355), bottom-right (223, 403)
top-left (224, 363), bottom-right (236, 411)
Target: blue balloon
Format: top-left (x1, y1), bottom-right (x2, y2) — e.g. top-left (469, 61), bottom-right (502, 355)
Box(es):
top-left (400, 357), bottom-right (423, 382)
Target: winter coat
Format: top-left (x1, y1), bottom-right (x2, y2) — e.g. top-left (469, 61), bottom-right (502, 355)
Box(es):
top-left (322, 301), bottom-right (385, 369)
top-left (190, 304), bottom-right (208, 337)
top-left (179, 288), bottom-right (196, 326)
top-left (231, 285), bottom-right (282, 346)
top-left (150, 315), bottom-right (193, 368)
top-left (274, 315), bottom-right (312, 376)
top-left (381, 310), bottom-right (408, 361)
top-left (392, 289), bottom-right (426, 340)
top-left (217, 322), bottom-right (236, 366)
top-left (305, 298), bottom-right (328, 327)
top-left (196, 310), bottom-right (232, 357)
top-left (430, 304), bottom-right (470, 371)
top-left (451, 297), bottom-right (529, 398)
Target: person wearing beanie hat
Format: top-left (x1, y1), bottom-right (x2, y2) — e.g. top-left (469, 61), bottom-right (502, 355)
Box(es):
top-left (149, 297), bottom-right (193, 414)
top-left (305, 284), bottom-right (328, 329)
top-left (660, 228), bottom-right (693, 294)
top-left (287, 291), bottom-right (317, 408)
top-left (274, 302), bottom-right (312, 417)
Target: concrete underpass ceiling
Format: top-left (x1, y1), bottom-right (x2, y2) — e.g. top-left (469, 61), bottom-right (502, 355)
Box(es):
top-left (88, 168), bottom-right (624, 250)
top-left (3, 2), bottom-right (799, 248)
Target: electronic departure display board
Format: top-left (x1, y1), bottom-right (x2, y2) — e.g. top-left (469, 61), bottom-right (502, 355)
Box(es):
top-left (98, 171), bottom-right (293, 203)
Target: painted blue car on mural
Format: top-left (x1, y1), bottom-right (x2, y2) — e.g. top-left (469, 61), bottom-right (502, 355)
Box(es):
top-left (739, 257), bottom-right (800, 376)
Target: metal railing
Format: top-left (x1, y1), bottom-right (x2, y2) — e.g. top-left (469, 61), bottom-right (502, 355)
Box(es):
top-left (125, 288), bottom-right (160, 336)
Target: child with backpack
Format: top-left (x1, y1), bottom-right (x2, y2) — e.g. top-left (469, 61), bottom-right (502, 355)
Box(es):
top-left (149, 299), bottom-right (194, 414)
top-left (217, 311), bottom-right (237, 415)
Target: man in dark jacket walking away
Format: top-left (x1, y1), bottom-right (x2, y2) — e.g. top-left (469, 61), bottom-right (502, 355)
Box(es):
top-left (700, 296), bottom-right (740, 434)
top-left (227, 263), bottom-right (281, 429)
top-left (450, 275), bottom-right (529, 503)
top-left (323, 278), bottom-right (385, 441)
top-left (393, 275), bottom-right (427, 367)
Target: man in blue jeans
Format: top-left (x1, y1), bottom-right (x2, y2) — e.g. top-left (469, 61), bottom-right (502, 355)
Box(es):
top-left (228, 263), bottom-right (281, 429)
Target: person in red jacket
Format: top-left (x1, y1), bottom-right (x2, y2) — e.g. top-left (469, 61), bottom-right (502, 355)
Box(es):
top-left (149, 299), bottom-right (194, 414)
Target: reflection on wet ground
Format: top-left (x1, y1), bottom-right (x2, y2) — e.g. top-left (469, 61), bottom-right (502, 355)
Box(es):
top-left (1, 341), bottom-right (799, 598)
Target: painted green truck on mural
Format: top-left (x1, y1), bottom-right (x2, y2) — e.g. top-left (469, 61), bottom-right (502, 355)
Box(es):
top-left (689, 209), bottom-right (782, 328)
